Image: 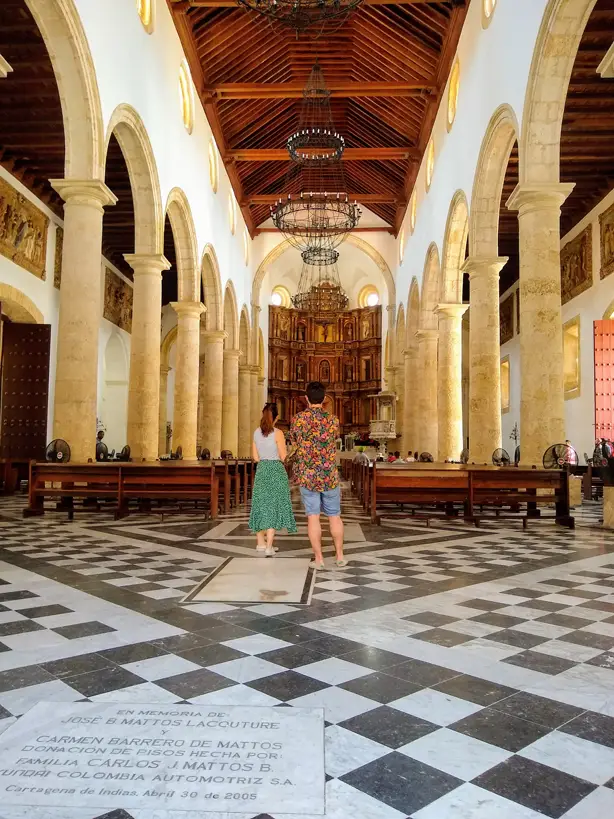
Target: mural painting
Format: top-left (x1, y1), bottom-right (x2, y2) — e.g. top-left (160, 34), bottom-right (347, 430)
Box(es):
top-left (500, 292), bottom-right (514, 345)
top-left (103, 268), bottom-right (133, 333)
top-left (600, 202), bottom-right (614, 280)
top-left (54, 226), bottom-right (63, 289)
top-left (0, 176), bottom-right (48, 280)
top-left (561, 225), bottom-right (592, 304)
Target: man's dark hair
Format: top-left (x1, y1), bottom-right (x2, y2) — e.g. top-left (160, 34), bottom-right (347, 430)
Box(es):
top-left (306, 381), bottom-right (326, 405)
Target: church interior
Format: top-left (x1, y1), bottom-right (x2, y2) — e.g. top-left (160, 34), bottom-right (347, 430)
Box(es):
top-left (0, 0), bottom-right (614, 817)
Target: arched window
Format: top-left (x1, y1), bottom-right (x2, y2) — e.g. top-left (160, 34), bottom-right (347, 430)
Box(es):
top-left (243, 228), bottom-right (249, 265)
top-left (483, 0), bottom-right (497, 26)
top-left (398, 226), bottom-right (406, 264)
top-left (447, 59), bottom-right (460, 131)
top-left (136, 0), bottom-right (154, 33)
top-left (228, 193), bottom-right (236, 235)
top-left (178, 60), bottom-right (194, 134)
top-left (410, 193), bottom-right (417, 233)
top-left (208, 140), bottom-right (218, 192)
top-left (425, 139), bottom-right (435, 191)
top-left (358, 285), bottom-right (380, 308)
top-left (271, 285), bottom-right (292, 308)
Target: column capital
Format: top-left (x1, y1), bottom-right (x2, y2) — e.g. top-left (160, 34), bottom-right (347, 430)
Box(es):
top-left (250, 364), bottom-right (261, 375)
top-left (435, 303), bottom-right (469, 320)
top-left (462, 256), bottom-right (509, 280)
top-left (251, 302), bottom-right (261, 315)
top-left (160, 365), bottom-right (171, 376)
top-left (258, 376), bottom-right (266, 385)
top-left (239, 364), bottom-right (252, 375)
top-left (402, 347), bottom-right (416, 360)
top-left (506, 182), bottom-right (575, 214)
top-left (415, 328), bottom-right (438, 341)
top-left (224, 348), bottom-right (242, 361)
top-left (201, 329), bottom-right (227, 344)
top-left (171, 301), bottom-right (205, 320)
top-left (124, 254), bottom-right (171, 277)
top-left (50, 178), bottom-right (117, 210)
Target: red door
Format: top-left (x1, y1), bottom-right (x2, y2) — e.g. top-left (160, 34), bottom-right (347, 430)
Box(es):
top-left (0, 322), bottom-right (51, 460)
top-left (594, 319), bottom-right (614, 439)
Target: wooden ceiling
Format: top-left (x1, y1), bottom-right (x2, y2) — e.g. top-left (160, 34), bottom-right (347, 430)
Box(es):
top-left (498, 0), bottom-right (614, 293)
top-left (168, 0), bottom-right (468, 234)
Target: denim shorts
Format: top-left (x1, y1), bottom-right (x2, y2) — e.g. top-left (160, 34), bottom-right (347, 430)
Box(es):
top-left (299, 485), bottom-right (341, 517)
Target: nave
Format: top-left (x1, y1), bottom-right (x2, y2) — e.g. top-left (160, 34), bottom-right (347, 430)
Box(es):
top-left (0, 490), bottom-right (612, 818)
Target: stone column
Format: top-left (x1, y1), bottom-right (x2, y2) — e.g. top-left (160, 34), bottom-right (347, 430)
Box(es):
top-left (463, 257), bottom-right (508, 464)
top-left (250, 365), bottom-right (261, 434)
top-left (171, 301), bottom-right (204, 460)
top-left (50, 179), bottom-right (117, 462)
top-left (197, 352), bottom-right (206, 447)
top-left (159, 365), bottom-right (170, 456)
top-left (385, 366), bottom-right (396, 394)
top-left (201, 330), bottom-right (226, 457)
top-left (402, 347), bottom-right (417, 455)
top-left (395, 363), bottom-right (404, 452)
top-left (416, 329), bottom-right (438, 457)
top-left (238, 364), bottom-right (252, 457)
top-left (125, 254), bottom-right (170, 461)
top-left (222, 349), bottom-right (241, 455)
top-left (507, 183), bottom-right (574, 465)
top-left (436, 304), bottom-right (468, 462)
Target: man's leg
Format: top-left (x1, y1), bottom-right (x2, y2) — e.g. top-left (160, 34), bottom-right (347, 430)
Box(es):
top-left (323, 486), bottom-right (345, 563)
top-left (307, 515), bottom-right (324, 564)
top-left (329, 515), bottom-right (344, 562)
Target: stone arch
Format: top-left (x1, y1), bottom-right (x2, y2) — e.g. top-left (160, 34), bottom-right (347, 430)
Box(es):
top-left (0, 283), bottom-right (43, 324)
top-left (395, 305), bottom-right (406, 364)
top-left (239, 306), bottom-right (251, 365)
top-left (520, 0), bottom-right (596, 184)
top-left (105, 104), bottom-right (163, 255)
top-left (101, 332), bottom-right (129, 451)
top-left (26, 0), bottom-right (104, 179)
top-left (441, 190), bottom-right (469, 304)
top-left (252, 235), bottom-right (396, 309)
top-left (420, 243), bottom-right (441, 331)
top-left (160, 325), bottom-right (177, 371)
top-left (470, 104), bottom-right (519, 258)
top-left (406, 277), bottom-right (420, 346)
top-left (165, 188), bottom-right (198, 303)
top-left (223, 281), bottom-right (239, 350)
top-left (201, 244), bottom-right (223, 332)
top-left (258, 328), bottom-right (265, 377)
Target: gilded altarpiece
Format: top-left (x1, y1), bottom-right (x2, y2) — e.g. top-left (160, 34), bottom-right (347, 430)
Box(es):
top-left (600, 201), bottom-right (614, 280)
top-left (103, 268), bottom-right (133, 333)
top-left (0, 176), bottom-right (48, 280)
top-left (561, 225), bottom-right (592, 304)
top-left (268, 305), bottom-right (382, 434)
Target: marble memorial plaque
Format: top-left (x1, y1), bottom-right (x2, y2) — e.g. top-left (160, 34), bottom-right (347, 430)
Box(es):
top-left (0, 702), bottom-right (325, 815)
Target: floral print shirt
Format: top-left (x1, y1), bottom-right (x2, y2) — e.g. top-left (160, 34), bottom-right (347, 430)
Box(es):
top-left (290, 408), bottom-right (340, 492)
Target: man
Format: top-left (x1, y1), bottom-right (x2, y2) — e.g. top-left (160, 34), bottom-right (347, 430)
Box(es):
top-left (290, 381), bottom-right (347, 570)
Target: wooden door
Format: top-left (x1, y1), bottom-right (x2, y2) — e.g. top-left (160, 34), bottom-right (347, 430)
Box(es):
top-left (594, 319), bottom-right (614, 439)
top-left (0, 322), bottom-right (51, 459)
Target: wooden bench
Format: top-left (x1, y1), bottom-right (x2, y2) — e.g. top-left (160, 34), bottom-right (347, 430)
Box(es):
top-left (24, 461), bottom-right (223, 520)
top-left (368, 463), bottom-right (574, 529)
top-left (0, 458), bottom-right (32, 495)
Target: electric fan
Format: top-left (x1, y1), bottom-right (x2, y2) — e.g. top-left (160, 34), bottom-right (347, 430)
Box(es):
top-left (46, 439), bottom-right (71, 463)
top-left (170, 446), bottom-right (183, 461)
top-left (96, 441), bottom-right (109, 462)
top-left (514, 446), bottom-right (520, 466)
top-left (460, 449), bottom-right (469, 464)
top-left (492, 448), bottom-right (511, 467)
top-left (543, 443), bottom-right (579, 469)
top-left (419, 452), bottom-right (434, 463)
top-left (221, 450), bottom-right (233, 459)
top-left (117, 445), bottom-right (131, 462)
top-left (195, 447), bottom-right (202, 460)
top-left (200, 448), bottom-right (211, 460)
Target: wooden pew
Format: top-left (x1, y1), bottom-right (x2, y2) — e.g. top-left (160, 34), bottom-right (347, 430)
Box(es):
top-left (25, 462), bottom-right (122, 519)
top-left (368, 463), bottom-right (574, 529)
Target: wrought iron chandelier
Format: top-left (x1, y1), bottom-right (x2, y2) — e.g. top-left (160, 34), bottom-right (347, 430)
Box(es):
top-left (236, 0), bottom-right (364, 36)
top-left (292, 238), bottom-right (349, 320)
top-left (271, 62), bottom-right (361, 251)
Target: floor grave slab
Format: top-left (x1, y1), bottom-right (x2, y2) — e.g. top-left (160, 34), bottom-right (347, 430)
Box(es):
top-left (0, 701), bottom-right (325, 815)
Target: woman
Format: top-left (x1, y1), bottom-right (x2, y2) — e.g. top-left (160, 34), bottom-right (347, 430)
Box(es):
top-left (249, 403), bottom-right (297, 555)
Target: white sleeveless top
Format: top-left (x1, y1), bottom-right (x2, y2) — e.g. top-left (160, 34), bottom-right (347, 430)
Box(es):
top-left (253, 428), bottom-right (280, 460)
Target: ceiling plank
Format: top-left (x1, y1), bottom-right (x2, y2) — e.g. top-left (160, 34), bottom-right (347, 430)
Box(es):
top-left (227, 147), bottom-right (419, 161)
top-left (208, 81), bottom-right (435, 99)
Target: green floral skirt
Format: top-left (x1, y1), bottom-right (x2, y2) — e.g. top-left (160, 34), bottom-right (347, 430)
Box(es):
top-left (249, 460), bottom-right (297, 533)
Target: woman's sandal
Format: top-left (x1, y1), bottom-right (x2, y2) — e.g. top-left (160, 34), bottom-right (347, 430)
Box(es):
top-left (310, 560), bottom-right (325, 570)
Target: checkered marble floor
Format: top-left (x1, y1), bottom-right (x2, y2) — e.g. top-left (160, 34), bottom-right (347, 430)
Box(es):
top-left (0, 491), bottom-right (612, 817)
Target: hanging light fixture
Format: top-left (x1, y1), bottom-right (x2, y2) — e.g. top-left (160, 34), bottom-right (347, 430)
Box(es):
top-left (292, 236), bottom-right (349, 321)
top-left (236, 0), bottom-right (364, 36)
top-left (271, 61), bottom-right (361, 251)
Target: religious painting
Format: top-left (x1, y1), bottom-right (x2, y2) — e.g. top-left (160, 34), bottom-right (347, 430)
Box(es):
top-left (600, 201), bottom-right (614, 280)
top-left (319, 360), bottom-right (330, 383)
top-left (279, 311), bottom-right (290, 339)
top-left (53, 226), bottom-right (63, 289)
top-left (103, 267), bottom-right (133, 333)
top-left (0, 176), bottom-right (48, 280)
top-left (361, 317), bottom-right (371, 339)
top-left (500, 293), bottom-right (514, 345)
top-left (561, 225), bottom-right (592, 304)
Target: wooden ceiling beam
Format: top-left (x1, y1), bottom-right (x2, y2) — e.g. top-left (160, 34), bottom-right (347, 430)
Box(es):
top-left (254, 226), bottom-right (395, 235)
top-left (245, 192), bottom-right (400, 205)
top-left (172, 0), bottom-right (448, 7)
top-left (208, 82), bottom-right (435, 99)
top-left (228, 147), bottom-right (418, 161)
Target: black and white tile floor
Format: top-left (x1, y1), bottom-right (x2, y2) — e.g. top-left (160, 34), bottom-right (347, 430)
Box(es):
top-left (0, 491), bottom-right (612, 817)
